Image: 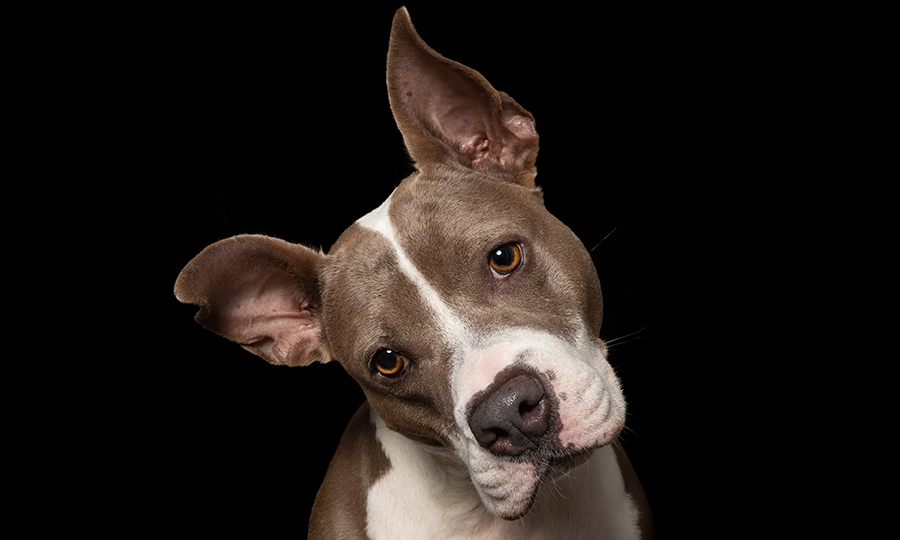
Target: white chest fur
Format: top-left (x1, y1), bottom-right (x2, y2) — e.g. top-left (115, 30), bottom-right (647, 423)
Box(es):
top-left (365, 407), bottom-right (641, 540)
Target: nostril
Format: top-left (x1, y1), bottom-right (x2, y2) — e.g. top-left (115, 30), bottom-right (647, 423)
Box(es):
top-left (519, 398), bottom-right (544, 424)
top-left (483, 427), bottom-right (505, 446)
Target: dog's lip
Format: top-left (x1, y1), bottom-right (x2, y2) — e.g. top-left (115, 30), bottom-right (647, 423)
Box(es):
top-left (471, 440), bottom-right (599, 473)
top-left (493, 447), bottom-right (598, 520)
top-left (547, 445), bottom-right (597, 475)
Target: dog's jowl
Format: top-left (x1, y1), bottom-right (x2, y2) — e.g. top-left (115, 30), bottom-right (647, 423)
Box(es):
top-left (175, 7), bottom-right (654, 540)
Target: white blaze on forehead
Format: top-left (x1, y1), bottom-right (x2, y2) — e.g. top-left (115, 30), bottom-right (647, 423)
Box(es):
top-left (355, 191), bottom-right (395, 240)
top-left (356, 191), bottom-right (470, 347)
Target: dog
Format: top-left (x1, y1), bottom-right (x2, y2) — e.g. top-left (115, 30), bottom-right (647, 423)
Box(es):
top-left (175, 7), bottom-right (653, 539)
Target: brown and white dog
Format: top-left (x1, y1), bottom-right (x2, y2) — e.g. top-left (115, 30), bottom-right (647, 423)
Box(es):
top-left (175, 7), bottom-right (653, 539)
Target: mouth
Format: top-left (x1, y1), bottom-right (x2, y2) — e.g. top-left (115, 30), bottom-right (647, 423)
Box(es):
top-left (484, 446), bottom-right (600, 521)
top-left (547, 445), bottom-right (596, 475)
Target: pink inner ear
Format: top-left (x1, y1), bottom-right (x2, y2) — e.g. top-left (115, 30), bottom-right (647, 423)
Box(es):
top-left (216, 267), bottom-right (305, 327)
top-left (238, 315), bottom-right (323, 368)
top-left (176, 234), bottom-right (328, 367)
top-left (458, 134), bottom-right (492, 165)
top-left (206, 266), bottom-right (323, 367)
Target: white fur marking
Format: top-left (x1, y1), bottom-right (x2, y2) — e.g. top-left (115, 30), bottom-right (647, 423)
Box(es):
top-left (356, 191), bottom-right (395, 239)
top-left (367, 407), bottom-right (489, 539)
top-left (368, 402), bottom-right (640, 539)
top-left (357, 191), bottom-right (470, 346)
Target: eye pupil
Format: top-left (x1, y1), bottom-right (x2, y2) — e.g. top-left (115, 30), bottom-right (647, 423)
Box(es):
top-left (374, 349), bottom-right (405, 376)
top-left (489, 243), bottom-right (522, 275)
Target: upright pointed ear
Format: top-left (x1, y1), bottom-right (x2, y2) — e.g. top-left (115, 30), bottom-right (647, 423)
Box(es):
top-left (387, 7), bottom-right (539, 187)
top-left (174, 235), bottom-right (331, 367)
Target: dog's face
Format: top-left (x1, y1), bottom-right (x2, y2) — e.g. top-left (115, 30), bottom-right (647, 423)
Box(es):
top-left (320, 169), bottom-right (626, 518)
top-left (174, 8), bottom-right (626, 520)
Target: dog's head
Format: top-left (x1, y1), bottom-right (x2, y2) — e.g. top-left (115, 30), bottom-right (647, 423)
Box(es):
top-left (175, 8), bottom-right (626, 520)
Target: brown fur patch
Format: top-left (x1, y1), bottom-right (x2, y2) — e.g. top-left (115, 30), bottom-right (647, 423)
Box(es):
top-left (320, 222), bottom-right (456, 448)
top-left (308, 405), bottom-right (391, 539)
top-left (613, 442), bottom-right (657, 539)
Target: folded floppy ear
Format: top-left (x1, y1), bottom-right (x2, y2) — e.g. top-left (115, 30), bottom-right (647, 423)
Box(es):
top-left (387, 7), bottom-right (539, 187)
top-left (174, 234), bottom-right (330, 367)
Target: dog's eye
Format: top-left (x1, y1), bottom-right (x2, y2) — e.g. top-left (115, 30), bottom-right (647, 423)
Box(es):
top-left (489, 243), bottom-right (522, 275)
top-left (373, 349), bottom-right (406, 377)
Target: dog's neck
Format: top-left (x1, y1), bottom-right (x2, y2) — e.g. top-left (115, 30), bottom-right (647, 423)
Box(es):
top-left (366, 407), bottom-right (494, 537)
top-left (365, 404), bottom-right (641, 540)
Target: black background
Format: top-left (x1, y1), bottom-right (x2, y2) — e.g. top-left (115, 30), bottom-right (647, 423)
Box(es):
top-left (143, 2), bottom-right (795, 536)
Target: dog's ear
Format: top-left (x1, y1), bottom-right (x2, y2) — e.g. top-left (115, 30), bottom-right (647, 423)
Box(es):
top-left (387, 7), bottom-right (539, 187)
top-left (175, 235), bottom-right (331, 367)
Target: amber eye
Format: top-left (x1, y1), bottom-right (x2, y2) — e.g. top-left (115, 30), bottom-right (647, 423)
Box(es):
top-left (373, 349), bottom-right (406, 377)
top-left (489, 243), bottom-right (522, 275)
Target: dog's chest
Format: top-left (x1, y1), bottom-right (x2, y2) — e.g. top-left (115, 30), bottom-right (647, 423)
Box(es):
top-left (364, 409), bottom-right (641, 540)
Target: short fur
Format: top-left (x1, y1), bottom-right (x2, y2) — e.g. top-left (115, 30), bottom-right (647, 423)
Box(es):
top-left (176, 7), bottom-right (653, 539)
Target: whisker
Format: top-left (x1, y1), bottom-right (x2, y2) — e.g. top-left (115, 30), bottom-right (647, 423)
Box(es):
top-left (589, 226), bottom-right (618, 253)
top-left (439, 422), bottom-right (457, 444)
top-left (605, 324), bottom-right (650, 349)
top-left (550, 475), bottom-right (570, 499)
top-left (618, 423), bottom-right (638, 441)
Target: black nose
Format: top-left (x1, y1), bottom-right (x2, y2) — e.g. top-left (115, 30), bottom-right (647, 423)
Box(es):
top-left (467, 373), bottom-right (550, 457)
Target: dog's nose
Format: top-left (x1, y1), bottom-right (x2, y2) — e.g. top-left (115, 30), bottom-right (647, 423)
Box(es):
top-left (467, 373), bottom-right (550, 457)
